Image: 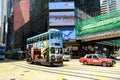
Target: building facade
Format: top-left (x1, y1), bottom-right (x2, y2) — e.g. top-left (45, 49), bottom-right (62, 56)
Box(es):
top-left (6, 0), bottom-right (120, 57)
top-left (13, 0), bottom-right (30, 49)
top-left (8, 0), bottom-right (101, 58)
top-left (0, 0), bottom-right (7, 45)
top-left (6, 0), bottom-right (20, 50)
top-left (14, 0), bottom-right (30, 31)
top-left (100, 0), bottom-right (120, 14)
top-left (24, 0), bottom-right (101, 58)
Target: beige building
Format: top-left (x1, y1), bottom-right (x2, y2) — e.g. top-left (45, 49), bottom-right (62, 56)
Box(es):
top-left (0, 27), bottom-right (2, 43)
top-left (100, 0), bottom-right (120, 14)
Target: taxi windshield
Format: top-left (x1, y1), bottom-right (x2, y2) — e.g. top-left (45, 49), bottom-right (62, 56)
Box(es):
top-left (97, 54), bottom-right (106, 58)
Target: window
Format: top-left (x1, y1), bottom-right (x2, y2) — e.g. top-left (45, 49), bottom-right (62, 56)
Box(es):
top-left (86, 55), bottom-right (92, 58)
top-left (93, 55), bottom-right (97, 58)
top-left (37, 37), bottom-right (39, 41)
top-left (55, 43), bottom-right (60, 46)
top-left (50, 47), bottom-right (55, 54)
top-left (59, 48), bottom-right (63, 54)
top-left (27, 40), bottom-right (30, 44)
top-left (64, 52), bottom-right (69, 55)
top-left (51, 33), bottom-right (54, 39)
top-left (51, 33), bottom-right (61, 39)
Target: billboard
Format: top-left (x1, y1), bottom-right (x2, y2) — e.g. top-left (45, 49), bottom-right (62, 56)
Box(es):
top-left (49, 2), bottom-right (75, 10)
top-left (58, 28), bottom-right (75, 40)
top-left (49, 12), bottom-right (75, 26)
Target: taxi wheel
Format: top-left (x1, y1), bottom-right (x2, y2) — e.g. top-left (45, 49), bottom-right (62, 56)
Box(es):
top-left (83, 61), bottom-right (88, 65)
top-left (102, 62), bottom-right (107, 67)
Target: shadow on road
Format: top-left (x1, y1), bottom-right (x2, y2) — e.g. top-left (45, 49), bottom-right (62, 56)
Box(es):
top-left (0, 58), bottom-right (25, 63)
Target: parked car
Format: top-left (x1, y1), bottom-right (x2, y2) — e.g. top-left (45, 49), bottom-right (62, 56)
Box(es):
top-left (63, 51), bottom-right (70, 61)
top-left (6, 48), bottom-right (23, 60)
top-left (109, 54), bottom-right (117, 59)
top-left (79, 54), bottom-right (116, 67)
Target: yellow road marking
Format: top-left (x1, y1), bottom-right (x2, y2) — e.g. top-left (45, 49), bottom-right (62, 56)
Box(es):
top-left (58, 66), bottom-right (68, 80)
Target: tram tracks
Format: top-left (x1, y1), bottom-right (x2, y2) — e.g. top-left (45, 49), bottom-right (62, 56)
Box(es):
top-left (10, 62), bottom-right (120, 80)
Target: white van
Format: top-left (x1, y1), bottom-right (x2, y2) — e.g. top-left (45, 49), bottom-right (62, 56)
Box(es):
top-left (63, 51), bottom-right (70, 61)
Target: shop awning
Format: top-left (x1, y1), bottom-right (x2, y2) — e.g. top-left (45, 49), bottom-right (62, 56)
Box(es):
top-left (96, 41), bottom-right (120, 47)
top-left (76, 32), bottom-right (120, 42)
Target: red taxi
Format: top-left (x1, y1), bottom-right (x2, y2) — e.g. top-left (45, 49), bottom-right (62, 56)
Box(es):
top-left (79, 54), bottom-right (116, 67)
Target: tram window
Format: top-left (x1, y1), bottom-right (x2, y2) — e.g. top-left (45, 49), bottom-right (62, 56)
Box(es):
top-left (30, 40), bottom-right (32, 43)
top-left (35, 38), bottom-right (37, 42)
top-left (27, 40), bottom-right (29, 44)
top-left (31, 40), bottom-right (33, 43)
top-left (28, 41), bottom-right (30, 44)
top-left (33, 38), bottom-right (36, 43)
top-left (56, 34), bottom-right (60, 39)
top-left (51, 33), bottom-right (54, 39)
top-left (43, 36), bottom-right (46, 40)
top-left (55, 43), bottom-right (60, 46)
top-left (55, 48), bottom-right (59, 54)
top-left (50, 47), bottom-right (55, 54)
top-left (47, 34), bottom-right (49, 39)
top-left (39, 36), bottom-right (42, 41)
top-left (51, 33), bottom-right (60, 39)
top-left (59, 48), bottom-right (63, 54)
top-left (37, 37), bottom-right (39, 41)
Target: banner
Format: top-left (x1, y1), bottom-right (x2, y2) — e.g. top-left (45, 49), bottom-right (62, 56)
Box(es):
top-left (49, 12), bottom-right (75, 26)
top-left (58, 28), bottom-right (75, 40)
top-left (49, 2), bottom-right (75, 10)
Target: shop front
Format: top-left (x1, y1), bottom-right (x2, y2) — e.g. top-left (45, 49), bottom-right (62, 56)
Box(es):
top-left (63, 41), bottom-right (82, 59)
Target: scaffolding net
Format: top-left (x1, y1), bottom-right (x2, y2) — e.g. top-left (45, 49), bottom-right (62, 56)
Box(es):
top-left (76, 10), bottom-right (120, 36)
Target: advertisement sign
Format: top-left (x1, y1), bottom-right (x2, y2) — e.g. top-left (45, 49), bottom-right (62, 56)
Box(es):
top-left (58, 28), bottom-right (75, 40)
top-left (49, 2), bottom-right (75, 10)
top-left (49, 12), bottom-right (75, 26)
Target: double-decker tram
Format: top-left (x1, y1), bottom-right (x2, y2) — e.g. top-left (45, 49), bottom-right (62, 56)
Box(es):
top-left (26, 29), bottom-right (63, 66)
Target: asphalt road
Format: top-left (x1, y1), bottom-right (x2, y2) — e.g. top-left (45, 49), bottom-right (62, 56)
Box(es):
top-left (0, 59), bottom-right (120, 80)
